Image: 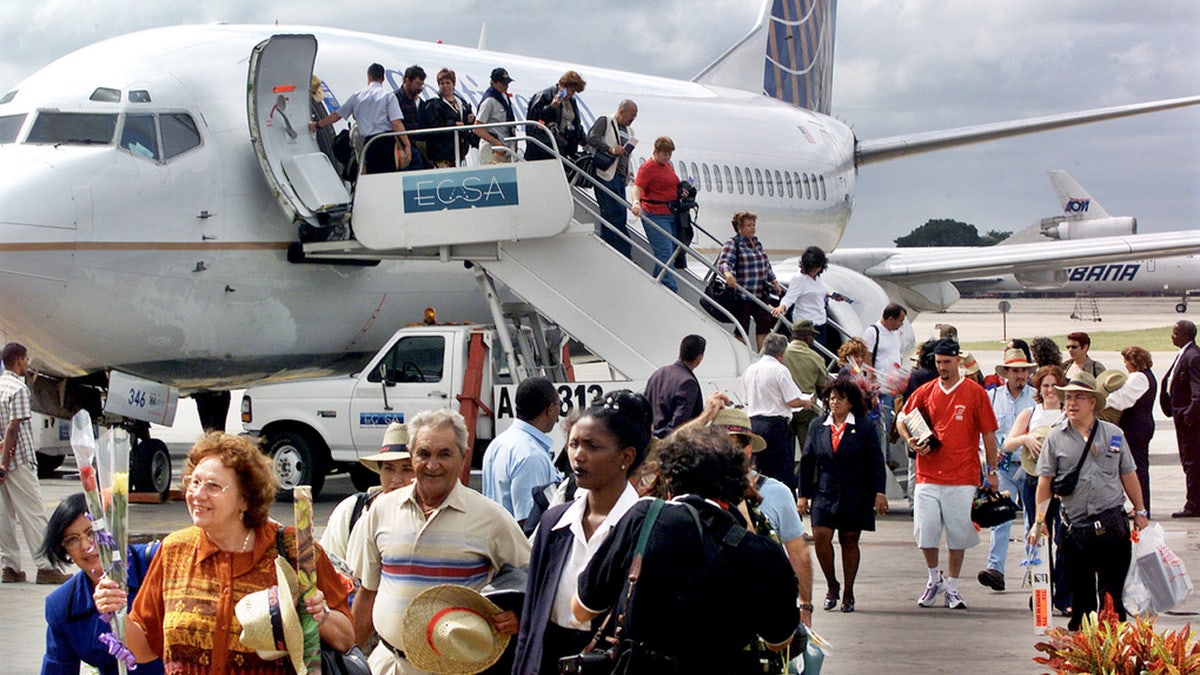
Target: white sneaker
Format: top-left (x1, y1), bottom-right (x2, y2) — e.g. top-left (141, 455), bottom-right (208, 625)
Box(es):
top-left (917, 574), bottom-right (945, 607)
top-left (945, 589), bottom-right (967, 609)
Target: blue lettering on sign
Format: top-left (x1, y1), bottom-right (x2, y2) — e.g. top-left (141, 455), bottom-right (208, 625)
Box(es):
top-left (1065, 198), bottom-right (1090, 213)
top-left (1068, 263), bottom-right (1140, 282)
top-left (403, 167), bottom-right (519, 213)
top-left (359, 412), bottom-right (405, 427)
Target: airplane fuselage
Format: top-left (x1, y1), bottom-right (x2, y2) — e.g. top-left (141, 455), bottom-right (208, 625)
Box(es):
top-left (0, 24), bottom-right (857, 389)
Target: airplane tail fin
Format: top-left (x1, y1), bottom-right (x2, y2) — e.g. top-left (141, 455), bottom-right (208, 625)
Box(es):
top-left (692, 0), bottom-right (836, 114)
top-left (1048, 170), bottom-right (1110, 219)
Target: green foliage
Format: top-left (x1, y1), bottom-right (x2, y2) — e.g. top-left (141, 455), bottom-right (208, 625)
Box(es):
top-left (894, 218), bottom-right (1011, 247)
top-left (1033, 595), bottom-right (1200, 674)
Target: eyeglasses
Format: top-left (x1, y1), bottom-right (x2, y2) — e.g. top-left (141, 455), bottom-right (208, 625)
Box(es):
top-left (1066, 344), bottom-right (1080, 350)
top-left (62, 528), bottom-right (95, 551)
top-left (182, 476), bottom-right (232, 496)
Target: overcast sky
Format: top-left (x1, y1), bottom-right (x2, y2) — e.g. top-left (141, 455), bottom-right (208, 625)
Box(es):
top-left (2, 0), bottom-right (1196, 246)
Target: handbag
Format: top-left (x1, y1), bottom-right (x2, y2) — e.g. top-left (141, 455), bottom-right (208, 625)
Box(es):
top-left (273, 529), bottom-right (371, 675)
top-left (1051, 421), bottom-right (1098, 496)
top-left (970, 489), bottom-right (1019, 528)
top-left (590, 147), bottom-right (618, 172)
top-left (559, 499), bottom-right (676, 675)
top-left (701, 239), bottom-right (741, 322)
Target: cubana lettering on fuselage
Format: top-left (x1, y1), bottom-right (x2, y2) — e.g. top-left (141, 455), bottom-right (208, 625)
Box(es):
top-left (1067, 263), bottom-right (1139, 283)
top-left (1064, 198), bottom-right (1090, 213)
top-left (403, 167), bottom-right (520, 213)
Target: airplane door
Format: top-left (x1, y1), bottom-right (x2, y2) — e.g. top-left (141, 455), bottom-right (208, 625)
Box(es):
top-left (348, 334), bottom-right (454, 455)
top-left (247, 34), bottom-right (349, 228)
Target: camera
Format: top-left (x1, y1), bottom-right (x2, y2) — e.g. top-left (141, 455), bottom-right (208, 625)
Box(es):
top-left (558, 650), bottom-right (612, 675)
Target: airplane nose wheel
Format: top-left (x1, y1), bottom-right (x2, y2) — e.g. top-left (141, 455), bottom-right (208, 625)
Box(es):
top-left (1177, 302), bottom-right (1188, 313)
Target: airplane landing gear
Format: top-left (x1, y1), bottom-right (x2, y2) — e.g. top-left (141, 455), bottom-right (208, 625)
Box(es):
top-left (1177, 293), bottom-right (1189, 313)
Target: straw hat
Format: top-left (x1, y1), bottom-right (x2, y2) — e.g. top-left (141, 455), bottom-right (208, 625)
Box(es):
top-left (1020, 424), bottom-right (1054, 474)
top-left (711, 408), bottom-right (767, 453)
top-left (401, 585), bottom-right (508, 674)
top-left (994, 346), bottom-right (1037, 376)
top-left (235, 557), bottom-right (305, 674)
top-left (358, 422), bottom-right (411, 473)
top-left (1096, 369), bottom-right (1128, 397)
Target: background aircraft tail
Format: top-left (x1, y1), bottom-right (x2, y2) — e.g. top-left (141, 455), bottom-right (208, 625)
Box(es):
top-left (1048, 169), bottom-right (1111, 219)
top-left (692, 0), bottom-right (836, 114)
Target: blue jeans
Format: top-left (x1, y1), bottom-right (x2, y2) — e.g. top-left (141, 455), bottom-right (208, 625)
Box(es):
top-left (643, 213), bottom-right (678, 292)
top-left (986, 455), bottom-right (1026, 575)
top-left (595, 175), bottom-right (631, 258)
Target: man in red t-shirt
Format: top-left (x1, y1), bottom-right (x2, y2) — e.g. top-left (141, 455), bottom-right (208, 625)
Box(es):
top-left (899, 339), bottom-right (1000, 610)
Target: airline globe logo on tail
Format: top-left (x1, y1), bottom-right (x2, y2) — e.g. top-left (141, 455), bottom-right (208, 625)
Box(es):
top-left (1065, 198), bottom-right (1091, 213)
top-left (402, 167), bottom-right (520, 213)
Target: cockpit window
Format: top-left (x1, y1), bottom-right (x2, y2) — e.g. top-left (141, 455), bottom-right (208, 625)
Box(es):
top-left (90, 87), bottom-right (121, 103)
top-left (0, 90), bottom-right (16, 105)
top-left (120, 113), bottom-right (159, 160)
top-left (160, 113), bottom-right (200, 159)
top-left (27, 112), bottom-right (117, 145)
top-left (0, 114), bottom-right (25, 144)
top-left (128, 90), bottom-right (152, 103)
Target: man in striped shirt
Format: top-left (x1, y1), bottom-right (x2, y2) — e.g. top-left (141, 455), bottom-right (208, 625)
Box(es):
top-left (350, 408), bottom-right (530, 673)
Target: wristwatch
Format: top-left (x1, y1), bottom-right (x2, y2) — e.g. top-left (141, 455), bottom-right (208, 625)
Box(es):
top-left (1134, 509), bottom-right (1149, 518)
top-left (799, 603), bottom-right (814, 612)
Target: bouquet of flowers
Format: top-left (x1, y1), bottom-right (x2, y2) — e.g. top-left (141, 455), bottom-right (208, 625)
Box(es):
top-left (70, 411), bottom-right (136, 672)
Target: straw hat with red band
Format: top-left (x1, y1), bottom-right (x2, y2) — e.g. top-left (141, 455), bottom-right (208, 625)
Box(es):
top-left (358, 421), bottom-right (411, 473)
top-left (401, 584), bottom-right (509, 674)
top-left (235, 557), bottom-right (305, 674)
top-left (994, 346), bottom-right (1038, 376)
top-left (711, 408), bottom-right (768, 453)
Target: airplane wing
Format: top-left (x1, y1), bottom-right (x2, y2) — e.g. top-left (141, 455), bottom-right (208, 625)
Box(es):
top-left (830, 231), bottom-right (1200, 283)
top-left (856, 96), bottom-right (1200, 166)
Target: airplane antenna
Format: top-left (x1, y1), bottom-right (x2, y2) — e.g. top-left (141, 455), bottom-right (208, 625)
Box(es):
top-left (477, 23), bottom-right (487, 50)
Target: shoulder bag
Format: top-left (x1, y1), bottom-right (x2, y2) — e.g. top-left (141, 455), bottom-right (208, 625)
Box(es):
top-left (1051, 421), bottom-right (1098, 497)
top-left (702, 240), bottom-right (741, 322)
top-left (558, 499), bottom-right (677, 675)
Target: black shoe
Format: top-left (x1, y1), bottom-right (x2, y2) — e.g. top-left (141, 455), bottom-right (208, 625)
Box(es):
top-left (977, 568), bottom-right (1005, 591)
top-left (840, 598), bottom-right (855, 613)
top-left (823, 584), bottom-right (840, 611)
top-left (1171, 508), bottom-right (1200, 518)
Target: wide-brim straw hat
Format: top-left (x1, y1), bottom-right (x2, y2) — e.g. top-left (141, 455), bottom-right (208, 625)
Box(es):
top-left (358, 421), bottom-right (411, 473)
top-left (1020, 424), bottom-right (1055, 474)
top-left (994, 346), bottom-right (1038, 376)
top-left (401, 584), bottom-right (508, 674)
top-left (1096, 369), bottom-right (1128, 397)
top-left (235, 557), bottom-right (305, 674)
top-left (712, 408), bottom-right (768, 453)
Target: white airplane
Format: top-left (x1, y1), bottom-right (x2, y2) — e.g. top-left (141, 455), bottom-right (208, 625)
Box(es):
top-left (2, 0), bottom-right (1199, 427)
top-left (950, 171), bottom-right (1198, 312)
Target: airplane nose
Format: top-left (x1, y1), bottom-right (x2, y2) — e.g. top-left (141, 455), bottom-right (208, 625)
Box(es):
top-left (0, 150), bottom-right (80, 324)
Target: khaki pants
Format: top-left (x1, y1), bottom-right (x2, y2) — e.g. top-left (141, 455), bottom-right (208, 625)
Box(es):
top-left (0, 460), bottom-right (51, 572)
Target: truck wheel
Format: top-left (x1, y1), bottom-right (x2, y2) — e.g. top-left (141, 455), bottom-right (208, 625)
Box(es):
top-left (36, 452), bottom-right (65, 479)
top-left (349, 463), bottom-right (377, 492)
top-left (131, 439), bottom-right (173, 497)
top-left (267, 431), bottom-right (326, 500)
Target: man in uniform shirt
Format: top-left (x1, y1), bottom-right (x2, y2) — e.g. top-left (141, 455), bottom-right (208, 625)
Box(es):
top-left (311, 63), bottom-right (409, 174)
top-left (782, 320), bottom-right (827, 458)
top-left (1029, 372), bottom-right (1148, 630)
top-left (744, 333), bottom-right (814, 493)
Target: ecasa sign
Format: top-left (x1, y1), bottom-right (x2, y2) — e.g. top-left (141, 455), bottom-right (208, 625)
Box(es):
top-left (402, 166), bottom-right (519, 213)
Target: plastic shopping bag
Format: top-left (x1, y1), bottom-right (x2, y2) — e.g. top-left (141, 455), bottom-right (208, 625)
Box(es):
top-left (1124, 523), bottom-right (1193, 615)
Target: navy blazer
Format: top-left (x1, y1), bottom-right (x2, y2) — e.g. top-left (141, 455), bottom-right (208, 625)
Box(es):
top-left (1162, 342), bottom-right (1200, 425)
top-left (799, 415), bottom-right (887, 513)
top-left (41, 543), bottom-right (163, 675)
top-left (512, 502), bottom-right (575, 675)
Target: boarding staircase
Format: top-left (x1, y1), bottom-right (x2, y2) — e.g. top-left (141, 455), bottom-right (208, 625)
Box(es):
top-left (296, 125), bottom-right (769, 381)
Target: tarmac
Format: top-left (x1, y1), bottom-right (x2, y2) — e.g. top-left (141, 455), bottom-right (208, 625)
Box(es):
top-left (3, 296), bottom-right (1199, 674)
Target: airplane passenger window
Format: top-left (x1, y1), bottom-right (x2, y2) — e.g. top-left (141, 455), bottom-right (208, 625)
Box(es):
top-left (89, 87), bottom-right (121, 103)
top-left (690, 162), bottom-right (699, 186)
top-left (774, 170), bottom-right (783, 196)
top-left (161, 113), bottom-right (201, 160)
top-left (120, 114), bottom-right (159, 160)
top-left (785, 172), bottom-right (794, 198)
top-left (764, 169), bottom-right (774, 196)
top-left (0, 114), bottom-right (24, 144)
top-left (755, 168), bottom-right (765, 196)
top-left (723, 166), bottom-right (733, 194)
top-left (803, 174), bottom-right (811, 199)
top-left (26, 112), bottom-right (117, 145)
top-left (702, 163), bottom-right (712, 192)
top-left (368, 335), bottom-right (446, 384)
top-left (819, 175), bottom-right (826, 200)
top-left (744, 167), bottom-right (754, 194)
top-left (734, 166), bottom-right (744, 195)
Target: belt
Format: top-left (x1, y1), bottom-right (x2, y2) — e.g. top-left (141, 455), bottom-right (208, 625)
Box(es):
top-left (381, 638), bottom-right (407, 661)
